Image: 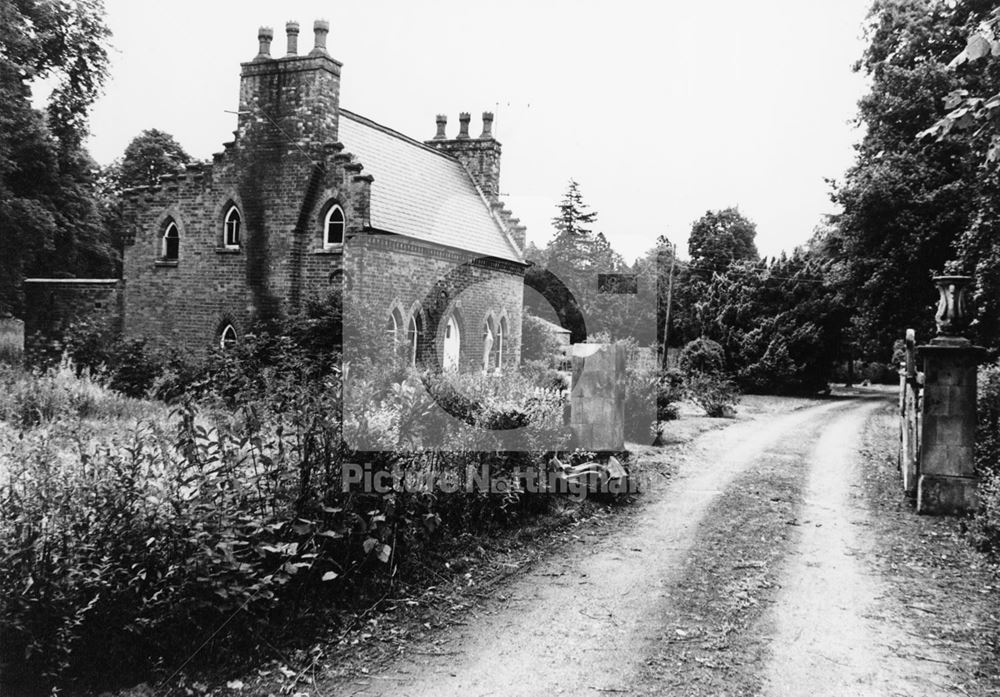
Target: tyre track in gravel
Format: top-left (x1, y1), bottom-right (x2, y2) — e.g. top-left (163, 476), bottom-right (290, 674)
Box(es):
top-left (761, 399), bottom-right (953, 697)
top-left (322, 398), bottom-right (858, 697)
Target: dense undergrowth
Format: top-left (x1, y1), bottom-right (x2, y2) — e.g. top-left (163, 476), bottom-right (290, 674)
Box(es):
top-left (0, 298), bottom-right (695, 695)
top-left (973, 362), bottom-right (1000, 556)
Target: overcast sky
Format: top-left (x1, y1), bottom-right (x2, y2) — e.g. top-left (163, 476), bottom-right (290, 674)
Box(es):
top-left (85, 0), bottom-right (872, 262)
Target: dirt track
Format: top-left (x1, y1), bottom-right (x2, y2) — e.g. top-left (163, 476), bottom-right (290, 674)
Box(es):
top-left (311, 392), bottom-right (996, 696)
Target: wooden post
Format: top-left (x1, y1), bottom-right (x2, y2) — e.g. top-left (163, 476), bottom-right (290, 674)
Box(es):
top-left (899, 328), bottom-right (919, 495)
top-left (660, 240), bottom-right (675, 371)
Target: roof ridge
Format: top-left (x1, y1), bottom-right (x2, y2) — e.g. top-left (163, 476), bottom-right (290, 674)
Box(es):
top-left (339, 108), bottom-right (458, 162)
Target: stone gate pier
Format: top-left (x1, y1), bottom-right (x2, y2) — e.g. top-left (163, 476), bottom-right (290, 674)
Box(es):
top-left (916, 275), bottom-right (984, 515)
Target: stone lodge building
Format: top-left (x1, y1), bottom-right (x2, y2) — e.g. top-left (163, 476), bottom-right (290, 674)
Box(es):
top-left (26, 20), bottom-right (528, 373)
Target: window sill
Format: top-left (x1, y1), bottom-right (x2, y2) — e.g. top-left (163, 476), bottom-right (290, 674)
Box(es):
top-left (154, 259), bottom-right (179, 267)
top-left (216, 247), bottom-right (241, 254)
top-left (313, 247), bottom-right (343, 255)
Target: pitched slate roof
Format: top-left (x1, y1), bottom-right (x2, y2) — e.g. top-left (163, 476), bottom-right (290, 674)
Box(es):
top-left (338, 110), bottom-right (522, 263)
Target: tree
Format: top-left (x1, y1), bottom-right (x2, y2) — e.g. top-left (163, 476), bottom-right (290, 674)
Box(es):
top-left (0, 0), bottom-right (115, 313)
top-left (1, 0), bottom-right (111, 147)
top-left (828, 0), bottom-right (985, 358)
top-left (687, 207), bottom-right (759, 271)
top-left (912, 3), bottom-right (1000, 347)
top-left (546, 179), bottom-right (600, 279)
top-left (114, 129), bottom-right (191, 189)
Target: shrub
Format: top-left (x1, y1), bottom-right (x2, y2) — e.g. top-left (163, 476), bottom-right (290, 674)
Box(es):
top-left (0, 361), bottom-right (146, 428)
top-left (62, 318), bottom-right (195, 399)
top-left (970, 363), bottom-right (1000, 557)
top-left (623, 367), bottom-right (683, 442)
top-left (679, 338), bottom-right (725, 376)
top-left (0, 316), bottom-right (23, 366)
top-left (684, 370), bottom-right (740, 417)
top-left (521, 312), bottom-right (565, 363)
top-left (658, 368), bottom-right (684, 421)
top-left (0, 359), bottom-right (573, 693)
top-left (624, 369), bottom-right (658, 442)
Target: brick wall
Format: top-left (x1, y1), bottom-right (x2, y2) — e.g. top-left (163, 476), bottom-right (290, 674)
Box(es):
top-left (344, 235), bottom-right (524, 372)
top-left (117, 23), bottom-right (526, 368)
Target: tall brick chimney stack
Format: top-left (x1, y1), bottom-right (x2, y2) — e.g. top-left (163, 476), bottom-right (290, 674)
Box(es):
top-left (237, 19), bottom-right (343, 148)
top-left (311, 19), bottom-right (329, 55)
top-left (256, 27), bottom-right (274, 60)
top-left (457, 112), bottom-right (471, 139)
top-left (425, 111), bottom-right (502, 201)
top-left (285, 21), bottom-right (300, 55)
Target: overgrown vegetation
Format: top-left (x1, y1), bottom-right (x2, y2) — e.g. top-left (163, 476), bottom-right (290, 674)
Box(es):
top-left (0, 302), bottom-right (580, 694)
top-left (972, 362), bottom-right (1000, 556)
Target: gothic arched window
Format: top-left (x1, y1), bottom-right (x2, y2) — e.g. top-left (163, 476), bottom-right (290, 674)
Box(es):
top-left (219, 324), bottom-right (238, 350)
top-left (324, 204), bottom-right (345, 247)
top-left (224, 206), bottom-right (241, 248)
top-left (162, 220), bottom-right (179, 261)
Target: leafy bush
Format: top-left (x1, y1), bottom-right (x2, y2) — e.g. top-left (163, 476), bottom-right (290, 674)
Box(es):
top-left (623, 367), bottom-right (683, 442)
top-left (521, 312), bottom-right (565, 363)
top-left (737, 332), bottom-right (798, 393)
top-left (0, 316), bottom-right (23, 366)
top-left (658, 368), bottom-right (684, 421)
top-left (0, 352), bottom-right (573, 693)
top-left (684, 371), bottom-right (740, 417)
top-left (679, 338), bottom-right (725, 376)
top-left (62, 318), bottom-right (195, 399)
top-left (0, 361), bottom-right (147, 428)
top-left (971, 363), bottom-right (1000, 556)
top-left (624, 369), bottom-right (659, 442)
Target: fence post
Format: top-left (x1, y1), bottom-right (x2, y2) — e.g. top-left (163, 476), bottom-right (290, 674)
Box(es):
top-left (899, 328), bottom-right (919, 495)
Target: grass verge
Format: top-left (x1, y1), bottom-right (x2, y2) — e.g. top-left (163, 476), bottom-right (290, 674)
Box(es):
top-left (859, 404), bottom-right (1000, 695)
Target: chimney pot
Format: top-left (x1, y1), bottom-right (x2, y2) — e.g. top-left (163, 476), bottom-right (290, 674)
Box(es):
top-left (457, 112), bottom-right (471, 140)
top-left (257, 26), bottom-right (274, 58)
top-left (312, 19), bottom-right (329, 54)
top-left (434, 114), bottom-right (447, 140)
top-left (480, 111), bottom-right (494, 139)
top-left (286, 21), bottom-right (300, 56)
